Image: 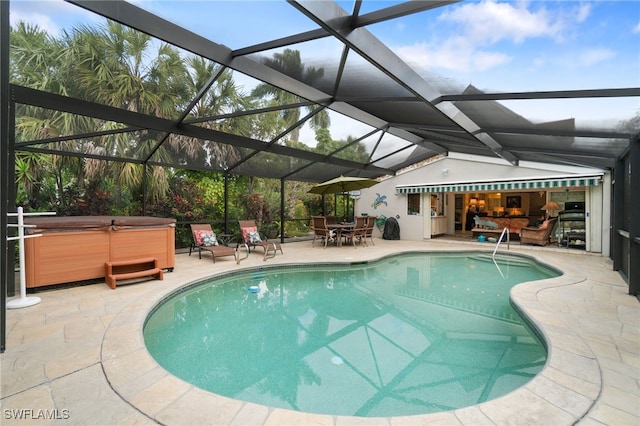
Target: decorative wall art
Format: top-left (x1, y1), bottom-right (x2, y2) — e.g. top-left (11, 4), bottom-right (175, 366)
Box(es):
top-left (507, 195), bottom-right (521, 209)
top-left (372, 193), bottom-right (388, 209)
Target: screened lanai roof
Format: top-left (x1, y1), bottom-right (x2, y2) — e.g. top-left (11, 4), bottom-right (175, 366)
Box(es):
top-left (8, 0), bottom-right (640, 183)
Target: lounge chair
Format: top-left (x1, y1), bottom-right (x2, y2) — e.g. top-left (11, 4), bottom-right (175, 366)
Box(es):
top-left (311, 216), bottom-right (335, 248)
top-left (238, 220), bottom-right (283, 260)
top-left (190, 224), bottom-right (238, 263)
top-left (341, 216), bottom-right (368, 248)
top-left (519, 218), bottom-right (558, 246)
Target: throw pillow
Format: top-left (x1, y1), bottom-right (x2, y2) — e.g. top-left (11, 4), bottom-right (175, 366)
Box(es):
top-left (193, 229), bottom-right (213, 246)
top-left (248, 230), bottom-right (262, 243)
top-left (538, 220), bottom-right (549, 230)
top-left (202, 232), bottom-right (218, 246)
top-left (241, 226), bottom-right (257, 243)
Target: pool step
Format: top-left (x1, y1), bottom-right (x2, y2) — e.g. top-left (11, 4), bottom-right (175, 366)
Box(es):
top-left (470, 253), bottom-right (534, 267)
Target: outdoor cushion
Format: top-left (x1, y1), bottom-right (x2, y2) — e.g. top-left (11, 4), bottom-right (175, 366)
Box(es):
top-left (202, 232), bottom-right (219, 246)
top-left (248, 230), bottom-right (262, 243)
top-left (194, 229), bottom-right (216, 246)
top-left (476, 217), bottom-right (530, 234)
top-left (241, 226), bottom-right (258, 243)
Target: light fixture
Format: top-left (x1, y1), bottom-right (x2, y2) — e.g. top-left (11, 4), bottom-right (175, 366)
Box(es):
top-left (494, 206), bottom-right (504, 217)
top-left (478, 200), bottom-right (486, 210)
top-left (469, 198), bottom-right (478, 206)
top-left (541, 200), bottom-right (561, 218)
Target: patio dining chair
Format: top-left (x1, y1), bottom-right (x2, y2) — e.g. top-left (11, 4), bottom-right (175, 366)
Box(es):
top-left (341, 216), bottom-right (368, 248)
top-left (364, 216), bottom-right (375, 246)
top-left (311, 216), bottom-right (336, 248)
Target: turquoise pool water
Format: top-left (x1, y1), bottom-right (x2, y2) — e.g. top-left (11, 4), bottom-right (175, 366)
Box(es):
top-left (144, 252), bottom-right (559, 417)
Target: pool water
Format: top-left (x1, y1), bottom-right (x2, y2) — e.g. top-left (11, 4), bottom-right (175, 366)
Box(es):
top-left (144, 252), bottom-right (559, 417)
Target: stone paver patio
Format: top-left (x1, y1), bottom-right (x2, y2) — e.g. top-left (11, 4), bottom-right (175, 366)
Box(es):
top-left (1, 237), bottom-right (638, 425)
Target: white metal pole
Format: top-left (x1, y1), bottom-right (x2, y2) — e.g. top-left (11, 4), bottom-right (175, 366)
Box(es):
top-left (6, 207), bottom-right (41, 309)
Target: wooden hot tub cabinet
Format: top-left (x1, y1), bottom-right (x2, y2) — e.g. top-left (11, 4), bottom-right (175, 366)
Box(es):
top-left (24, 216), bottom-right (176, 288)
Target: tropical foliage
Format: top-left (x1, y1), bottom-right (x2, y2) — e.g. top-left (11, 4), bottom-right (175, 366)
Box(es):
top-left (9, 19), bottom-right (368, 246)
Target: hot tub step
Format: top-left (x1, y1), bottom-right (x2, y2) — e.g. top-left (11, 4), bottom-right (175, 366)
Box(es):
top-left (105, 257), bottom-right (163, 289)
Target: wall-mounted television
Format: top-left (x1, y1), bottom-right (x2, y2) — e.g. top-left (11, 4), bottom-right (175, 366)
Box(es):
top-left (564, 201), bottom-right (585, 211)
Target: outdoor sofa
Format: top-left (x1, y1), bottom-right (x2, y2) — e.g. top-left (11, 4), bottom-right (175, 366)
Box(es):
top-left (471, 216), bottom-right (530, 239)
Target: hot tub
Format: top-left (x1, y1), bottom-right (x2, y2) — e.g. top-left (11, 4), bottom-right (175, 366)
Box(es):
top-left (23, 216), bottom-right (175, 288)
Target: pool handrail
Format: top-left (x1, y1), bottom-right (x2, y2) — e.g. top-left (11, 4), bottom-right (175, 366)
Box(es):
top-left (492, 227), bottom-right (510, 261)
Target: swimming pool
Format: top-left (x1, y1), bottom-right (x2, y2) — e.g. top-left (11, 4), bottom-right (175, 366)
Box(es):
top-left (144, 252), bottom-right (559, 417)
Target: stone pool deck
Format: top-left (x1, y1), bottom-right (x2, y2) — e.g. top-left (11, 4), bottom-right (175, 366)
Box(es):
top-left (1, 238), bottom-right (638, 425)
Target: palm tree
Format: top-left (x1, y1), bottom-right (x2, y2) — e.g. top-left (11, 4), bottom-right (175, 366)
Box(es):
top-left (11, 20), bottom-right (193, 209)
top-left (10, 22), bottom-right (93, 210)
top-left (251, 49), bottom-right (330, 143)
top-left (59, 22), bottom-right (188, 206)
top-left (175, 56), bottom-right (254, 170)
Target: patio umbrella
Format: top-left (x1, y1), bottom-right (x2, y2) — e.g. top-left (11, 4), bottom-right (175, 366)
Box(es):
top-left (308, 176), bottom-right (379, 195)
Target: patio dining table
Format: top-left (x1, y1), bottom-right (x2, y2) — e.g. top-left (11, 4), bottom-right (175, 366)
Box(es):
top-left (326, 223), bottom-right (354, 247)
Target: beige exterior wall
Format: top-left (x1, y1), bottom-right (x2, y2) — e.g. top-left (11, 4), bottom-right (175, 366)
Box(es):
top-left (354, 154), bottom-right (610, 253)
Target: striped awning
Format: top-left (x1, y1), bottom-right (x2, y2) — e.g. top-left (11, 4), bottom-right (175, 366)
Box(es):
top-left (396, 176), bottom-right (602, 194)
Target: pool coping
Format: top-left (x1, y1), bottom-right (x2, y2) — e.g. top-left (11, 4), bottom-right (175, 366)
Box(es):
top-left (101, 250), bottom-right (600, 425)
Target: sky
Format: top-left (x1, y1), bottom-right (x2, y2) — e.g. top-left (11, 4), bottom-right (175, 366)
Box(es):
top-left (8, 0), bottom-right (640, 129)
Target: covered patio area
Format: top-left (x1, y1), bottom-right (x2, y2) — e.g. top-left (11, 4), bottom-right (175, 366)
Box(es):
top-left (2, 238), bottom-right (637, 425)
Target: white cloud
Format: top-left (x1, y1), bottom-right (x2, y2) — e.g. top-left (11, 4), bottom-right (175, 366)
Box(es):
top-left (10, 10), bottom-right (60, 36)
top-left (396, 36), bottom-right (512, 73)
top-left (438, 0), bottom-right (564, 45)
top-left (473, 50), bottom-right (513, 71)
top-left (633, 21), bottom-right (640, 34)
top-left (10, 0), bottom-right (101, 36)
top-left (578, 48), bottom-right (617, 66)
top-left (575, 3), bottom-right (592, 23)
top-left (531, 56), bottom-right (546, 70)
top-left (393, 0), bottom-right (570, 74)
